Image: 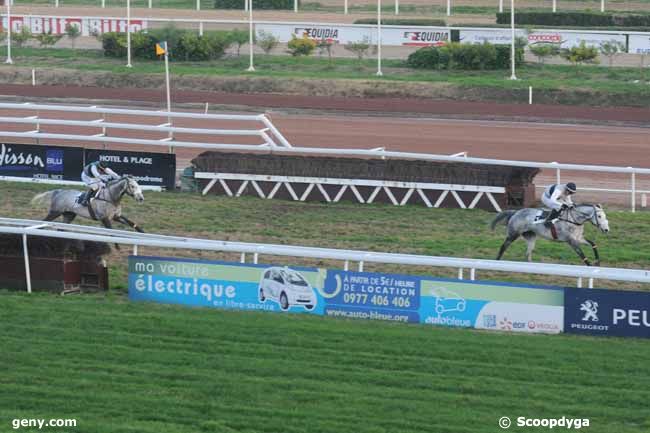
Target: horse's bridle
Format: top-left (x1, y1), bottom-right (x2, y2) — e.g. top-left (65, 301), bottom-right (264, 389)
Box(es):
top-left (94, 177), bottom-right (130, 203)
top-left (561, 205), bottom-right (601, 229)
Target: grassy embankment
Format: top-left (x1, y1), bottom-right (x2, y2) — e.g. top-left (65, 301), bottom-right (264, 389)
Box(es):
top-left (2, 46), bottom-right (650, 106)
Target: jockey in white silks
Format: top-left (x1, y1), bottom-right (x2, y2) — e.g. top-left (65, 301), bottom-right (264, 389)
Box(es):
top-left (541, 182), bottom-right (577, 226)
top-left (80, 161), bottom-right (119, 206)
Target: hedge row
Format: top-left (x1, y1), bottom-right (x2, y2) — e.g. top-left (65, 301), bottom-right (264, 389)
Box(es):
top-left (214, 0), bottom-right (294, 9)
top-left (102, 28), bottom-right (235, 61)
top-left (353, 18), bottom-right (446, 26)
top-left (407, 42), bottom-right (523, 70)
top-left (496, 11), bottom-right (650, 27)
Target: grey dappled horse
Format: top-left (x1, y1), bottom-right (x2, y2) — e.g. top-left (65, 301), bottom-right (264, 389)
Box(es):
top-left (31, 176), bottom-right (145, 232)
top-left (491, 204), bottom-right (610, 266)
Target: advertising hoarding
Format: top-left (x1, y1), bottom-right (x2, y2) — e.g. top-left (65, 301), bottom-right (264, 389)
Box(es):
top-left (0, 143), bottom-right (83, 181)
top-left (85, 149), bottom-right (176, 190)
top-left (565, 288), bottom-right (650, 338)
top-left (129, 256), bottom-right (564, 334)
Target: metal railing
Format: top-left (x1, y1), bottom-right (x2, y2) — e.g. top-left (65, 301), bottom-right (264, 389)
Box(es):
top-left (0, 102), bottom-right (292, 150)
top-left (1, 217), bottom-right (649, 293)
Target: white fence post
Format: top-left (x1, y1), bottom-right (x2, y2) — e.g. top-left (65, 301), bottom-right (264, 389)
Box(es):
top-left (149, 0), bottom-right (152, 8)
top-left (253, 252), bottom-right (259, 264)
top-left (601, 0), bottom-right (604, 12)
top-left (133, 245), bottom-right (138, 256)
top-left (22, 234), bottom-right (32, 294)
top-left (447, 0), bottom-right (451, 16)
top-left (197, 0), bottom-right (201, 10)
top-left (344, 260), bottom-right (349, 271)
top-left (358, 261), bottom-right (364, 272)
top-left (631, 170), bottom-right (636, 212)
top-left (31, 69), bottom-right (36, 86)
top-left (344, 0), bottom-right (348, 14)
top-left (240, 252), bottom-right (246, 263)
top-left (499, 0), bottom-right (503, 13)
top-left (458, 268), bottom-right (464, 280)
top-left (528, 86), bottom-right (532, 104)
top-left (577, 277), bottom-right (583, 288)
top-left (126, 0), bottom-right (132, 68)
top-left (552, 0), bottom-right (556, 12)
top-left (470, 268), bottom-right (476, 280)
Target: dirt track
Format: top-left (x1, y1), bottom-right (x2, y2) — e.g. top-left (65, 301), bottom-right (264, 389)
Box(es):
top-left (1, 83), bottom-right (648, 207)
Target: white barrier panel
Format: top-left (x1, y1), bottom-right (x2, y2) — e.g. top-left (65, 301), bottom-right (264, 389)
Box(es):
top-left (629, 34), bottom-right (650, 54)
top-left (383, 28), bottom-right (450, 47)
top-left (459, 29), bottom-right (517, 45)
top-left (526, 30), bottom-right (625, 49)
top-left (257, 23), bottom-right (450, 46)
top-left (257, 23), bottom-right (372, 44)
top-left (458, 28), bottom-right (626, 49)
top-left (1, 16), bottom-right (148, 36)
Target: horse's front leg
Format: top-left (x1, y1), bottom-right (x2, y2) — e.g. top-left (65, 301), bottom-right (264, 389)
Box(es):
top-left (584, 239), bottom-right (600, 266)
top-left (102, 218), bottom-right (121, 251)
top-left (113, 215), bottom-right (144, 233)
top-left (569, 240), bottom-right (591, 266)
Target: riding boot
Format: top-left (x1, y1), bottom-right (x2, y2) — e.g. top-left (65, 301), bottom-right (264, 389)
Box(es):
top-left (544, 208), bottom-right (561, 228)
top-left (82, 189), bottom-right (96, 207)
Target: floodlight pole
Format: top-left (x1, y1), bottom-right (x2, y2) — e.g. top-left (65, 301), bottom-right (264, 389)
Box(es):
top-left (376, 0), bottom-right (383, 76)
top-left (5, 0), bottom-right (12, 64)
top-left (126, 0), bottom-right (132, 67)
top-left (510, 0), bottom-right (517, 80)
top-left (247, 0), bottom-right (255, 71)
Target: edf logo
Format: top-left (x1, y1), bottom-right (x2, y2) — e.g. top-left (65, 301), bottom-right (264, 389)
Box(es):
top-left (46, 149), bottom-right (63, 172)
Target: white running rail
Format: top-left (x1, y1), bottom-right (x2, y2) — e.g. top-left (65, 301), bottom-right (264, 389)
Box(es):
top-left (1, 217), bottom-right (649, 293)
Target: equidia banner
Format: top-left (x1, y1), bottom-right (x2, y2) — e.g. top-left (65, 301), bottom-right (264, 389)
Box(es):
top-left (128, 256), bottom-right (564, 334)
top-left (565, 288), bottom-right (650, 338)
top-left (256, 23), bottom-right (449, 47)
top-left (85, 149), bottom-right (176, 190)
top-left (0, 143), bottom-right (83, 181)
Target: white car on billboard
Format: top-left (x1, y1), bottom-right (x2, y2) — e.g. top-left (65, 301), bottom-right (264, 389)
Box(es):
top-left (432, 288), bottom-right (466, 315)
top-left (258, 267), bottom-right (316, 311)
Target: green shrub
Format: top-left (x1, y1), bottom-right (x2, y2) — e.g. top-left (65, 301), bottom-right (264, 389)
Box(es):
top-left (560, 41), bottom-right (599, 66)
top-left (495, 11), bottom-right (650, 27)
top-left (287, 35), bottom-right (316, 56)
top-left (101, 29), bottom-right (230, 61)
top-left (353, 18), bottom-right (446, 26)
top-left (131, 31), bottom-right (158, 60)
top-left (406, 46), bottom-right (440, 69)
top-left (101, 32), bottom-right (127, 58)
top-left (214, 0), bottom-right (295, 9)
top-left (407, 42), bottom-right (522, 70)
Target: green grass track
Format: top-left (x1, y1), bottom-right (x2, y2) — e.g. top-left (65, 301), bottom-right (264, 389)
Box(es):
top-left (1, 292), bottom-right (650, 433)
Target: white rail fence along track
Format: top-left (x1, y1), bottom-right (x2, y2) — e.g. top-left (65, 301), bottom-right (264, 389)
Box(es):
top-left (0, 102), bottom-right (648, 211)
top-left (2, 217), bottom-right (649, 294)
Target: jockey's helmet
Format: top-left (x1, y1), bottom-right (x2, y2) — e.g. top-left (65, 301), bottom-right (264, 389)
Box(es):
top-left (97, 161), bottom-right (107, 170)
top-left (566, 182), bottom-right (577, 194)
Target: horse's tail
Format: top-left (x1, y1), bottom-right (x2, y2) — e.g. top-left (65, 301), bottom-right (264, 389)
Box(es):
top-left (490, 210), bottom-right (517, 230)
top-left (31, 191), bottom-right (56, 208)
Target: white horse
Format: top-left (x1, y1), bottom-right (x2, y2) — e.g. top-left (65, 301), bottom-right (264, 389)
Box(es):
top-left (491, 204), bottom-right (610, 266)
top-left (31, 176), bottom-right (145, 232)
